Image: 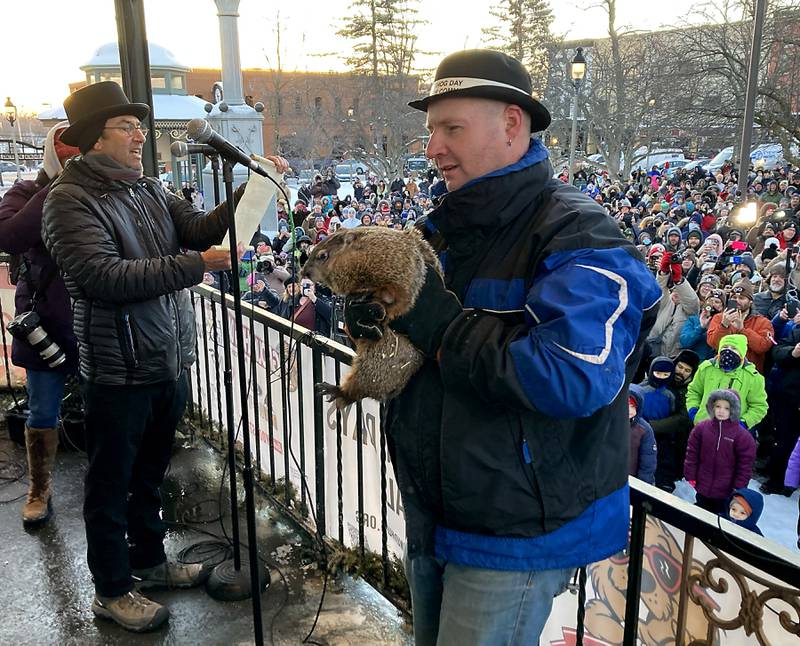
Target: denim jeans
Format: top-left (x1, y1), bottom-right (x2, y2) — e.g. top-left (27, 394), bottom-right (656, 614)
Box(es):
top-left (25, 369), bottom-right (67, 428)
top-left (82, 373), bottom-right (188, 597)
top-left (405, 551), bottom-right (573, 646)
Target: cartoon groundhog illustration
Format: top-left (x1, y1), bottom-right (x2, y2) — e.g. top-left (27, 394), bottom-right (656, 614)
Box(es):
top-left (583, 516), bottom-right (717, 646)
top-left (302, 227), bottom-right (440, 408)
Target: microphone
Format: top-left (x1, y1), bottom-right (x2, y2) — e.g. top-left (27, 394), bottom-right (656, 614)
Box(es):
top-left (170, 141), bottom-right (218, 158)
top-left (186, 118), bottom-right (268, 177)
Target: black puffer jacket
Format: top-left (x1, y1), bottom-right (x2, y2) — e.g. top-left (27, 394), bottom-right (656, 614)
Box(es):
top-left (42, 157), bottom-right (232, 385)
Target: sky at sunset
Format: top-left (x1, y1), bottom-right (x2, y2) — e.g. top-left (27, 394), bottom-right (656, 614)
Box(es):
top-left (4, 0), bottom-right (704, 113)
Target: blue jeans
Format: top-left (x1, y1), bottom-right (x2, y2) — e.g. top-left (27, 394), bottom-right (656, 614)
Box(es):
top-left (25, 369), bottom-right (67, 428)
top-left (405, 552), bottom-right (573, 646)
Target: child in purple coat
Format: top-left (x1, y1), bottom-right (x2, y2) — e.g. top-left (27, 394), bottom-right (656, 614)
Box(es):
top-left (684, 389), bottom-right (756, 514)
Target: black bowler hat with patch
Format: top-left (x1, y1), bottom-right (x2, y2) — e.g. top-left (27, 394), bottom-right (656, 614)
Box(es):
top-left (60, 81), bottom-right (150, 149)
top-left (408, 49), bottom-right (551, 132)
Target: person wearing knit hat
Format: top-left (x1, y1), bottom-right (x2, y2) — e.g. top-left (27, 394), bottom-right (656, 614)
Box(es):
top-left (706, 282), bottom-right (774, 374)
top-left (44, 82), bottom-right (292, 632)
top-left (638, 356), bottom-right (676, 421)
top-left (684, 389), bottom-right (757, 514)
top-left (0, 121), bottom-right (80, 530)
top-left (782, 218), bottom-right (798, 249)
top-left (753, 261), bottom-right (790, 319)
top-left (673, 349), bottom-right (700, 383)
top-left (646, 348), bottom-right (699, 491)
top-left (686, 226), bottom-right (703, 251)
top-left (760, 236), bottom-right (781, 264)
top-left (732, 254), bottom-right (757, 280)
top-left (698, 273), bottom-right (721, 288)
top-left (645, 243), bottom-right (666, 272)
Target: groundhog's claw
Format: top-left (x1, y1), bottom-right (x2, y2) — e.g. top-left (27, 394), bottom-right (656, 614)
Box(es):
top-left (315, 382), bottom-right (356, 409)
top-left (315, 382), bottom-right (339, 400)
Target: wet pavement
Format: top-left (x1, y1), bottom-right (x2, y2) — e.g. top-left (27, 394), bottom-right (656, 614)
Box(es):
top-left (0, 417), bottom-right (412, 646)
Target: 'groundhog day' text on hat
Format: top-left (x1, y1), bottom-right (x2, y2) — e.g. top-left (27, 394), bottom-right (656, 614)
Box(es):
top-left (408, 49), bottom-right (551, 132)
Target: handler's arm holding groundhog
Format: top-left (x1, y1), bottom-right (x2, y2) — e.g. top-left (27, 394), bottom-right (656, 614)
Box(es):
top-left (349, 249), bottom-right (661, 417)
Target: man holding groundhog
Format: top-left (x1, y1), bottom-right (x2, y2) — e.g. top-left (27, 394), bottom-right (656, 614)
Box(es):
top-left (346, 49), bottom-right (662, 644)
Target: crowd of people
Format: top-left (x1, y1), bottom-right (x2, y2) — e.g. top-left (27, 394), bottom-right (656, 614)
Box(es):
top-left (568, 159), bottom-right (800, 541)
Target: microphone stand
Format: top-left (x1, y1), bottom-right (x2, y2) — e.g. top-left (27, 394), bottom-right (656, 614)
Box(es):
top-left (205, 157), bottom-right (268, 646)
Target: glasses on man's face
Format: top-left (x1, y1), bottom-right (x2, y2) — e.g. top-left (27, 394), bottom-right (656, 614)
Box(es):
top-left (104, 124), bottom-right (148, 138)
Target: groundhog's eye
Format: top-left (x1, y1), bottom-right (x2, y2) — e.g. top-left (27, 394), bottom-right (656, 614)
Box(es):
top-left (317, 251), bottom-right (329, 261)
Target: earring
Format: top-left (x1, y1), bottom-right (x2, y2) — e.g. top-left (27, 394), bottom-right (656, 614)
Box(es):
top-left (507, 139), bottom-right (512, 147)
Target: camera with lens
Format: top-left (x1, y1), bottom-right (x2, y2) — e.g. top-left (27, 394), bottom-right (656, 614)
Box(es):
top-left (7, 311), bottom-right (66, 368)
top-left (670, 252), bottom-right (682, 264)
top-left (255, 254), bottom-right (275, 273)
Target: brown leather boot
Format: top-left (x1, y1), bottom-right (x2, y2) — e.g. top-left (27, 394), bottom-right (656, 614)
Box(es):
top-left (22, 425), bottom-right (59, 527)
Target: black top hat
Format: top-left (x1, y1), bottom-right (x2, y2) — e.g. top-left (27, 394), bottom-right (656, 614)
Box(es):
top-left (408, 49), bottom-right (551, 132)
top-left (60, 81), bottom-right (150, 147)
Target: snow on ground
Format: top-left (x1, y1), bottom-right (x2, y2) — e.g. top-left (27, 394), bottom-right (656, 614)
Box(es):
top-left (672, 478), bottom-right (799, 551)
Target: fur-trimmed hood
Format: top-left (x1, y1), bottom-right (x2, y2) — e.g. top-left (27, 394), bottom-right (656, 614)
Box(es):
top-left (705, 389), bottom-right (741, 422)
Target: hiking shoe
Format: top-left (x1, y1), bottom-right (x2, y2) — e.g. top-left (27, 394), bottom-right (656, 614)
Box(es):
top-left (92, 590), bottom-right (169, 633)
top-left (132, 561), bottom-right (208, 589)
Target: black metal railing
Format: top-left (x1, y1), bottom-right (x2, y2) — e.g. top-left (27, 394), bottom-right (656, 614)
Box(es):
top-left (186, 284), bottom-right (406, 597)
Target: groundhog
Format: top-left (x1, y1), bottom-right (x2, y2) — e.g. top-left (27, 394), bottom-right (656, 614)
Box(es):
top-left (301, 226), bottom-right (441, 408)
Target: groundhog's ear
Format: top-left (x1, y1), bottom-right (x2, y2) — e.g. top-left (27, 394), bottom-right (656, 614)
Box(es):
top-left (341, 232), bottom-right (356, 245)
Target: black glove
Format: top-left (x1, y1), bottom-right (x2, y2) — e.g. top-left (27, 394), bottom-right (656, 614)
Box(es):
top-left (344, 295), bottom-right (386, 341)
top-left (391, 265), bottom-right (462, 358)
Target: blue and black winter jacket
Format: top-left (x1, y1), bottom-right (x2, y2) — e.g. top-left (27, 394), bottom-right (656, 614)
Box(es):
top-left (387, 140), bottom-right (662, 571)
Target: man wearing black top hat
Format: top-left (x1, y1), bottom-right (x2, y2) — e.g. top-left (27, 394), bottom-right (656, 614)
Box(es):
top-left (42, 82), bottom-right (288, 633)
top-left (345, 50), bottom-right (661, 644)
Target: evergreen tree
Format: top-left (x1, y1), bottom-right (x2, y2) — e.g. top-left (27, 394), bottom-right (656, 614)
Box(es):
top-left (482, 0), bottom-right (554, 95)
top-left (337, 0), bottom-right (428, 177)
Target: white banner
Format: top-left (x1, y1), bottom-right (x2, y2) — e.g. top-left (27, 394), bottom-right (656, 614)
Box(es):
top-left (191, 295), bottom-right (407, 559)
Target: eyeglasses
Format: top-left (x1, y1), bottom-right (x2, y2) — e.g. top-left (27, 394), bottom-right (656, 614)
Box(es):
top-left (104, 124), bottom-right (148, 138)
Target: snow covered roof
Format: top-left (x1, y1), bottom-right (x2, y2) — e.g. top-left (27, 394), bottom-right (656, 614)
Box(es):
top-left (81, 42), bottom-right (188, 71)
top-left (38, 94), bottom-right (210, 122)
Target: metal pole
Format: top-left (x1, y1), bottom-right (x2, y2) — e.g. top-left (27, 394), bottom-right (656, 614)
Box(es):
top-left (9, 110), bottom-right (21, 182)
top-left (737, 0), bottom-right (768, 189)
top-left (114, 0), bottom-right (158, 178)
top-left (567, 84), bottom-right (579, 185)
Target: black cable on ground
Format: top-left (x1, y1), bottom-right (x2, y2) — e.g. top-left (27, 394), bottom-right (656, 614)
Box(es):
top-left (0, 442), bottom-right (27, 504)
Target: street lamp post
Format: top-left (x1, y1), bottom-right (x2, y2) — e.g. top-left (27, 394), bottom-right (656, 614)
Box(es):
top-left (567, 47), bottom-right (587, 186)
top-left (4, 97), bottom-right (22, 182)
top-left (645, 98), bottom-right (656, 171)
top-left (737, 0), bottom-right (767, 188)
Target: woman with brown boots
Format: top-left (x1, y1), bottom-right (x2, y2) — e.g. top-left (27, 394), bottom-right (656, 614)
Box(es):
top-left (0, 122), bottom-right (80, 526)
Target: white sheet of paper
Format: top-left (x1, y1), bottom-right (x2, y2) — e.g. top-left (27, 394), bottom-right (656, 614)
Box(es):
top-left (220, 155), bottom-right (283, 249)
